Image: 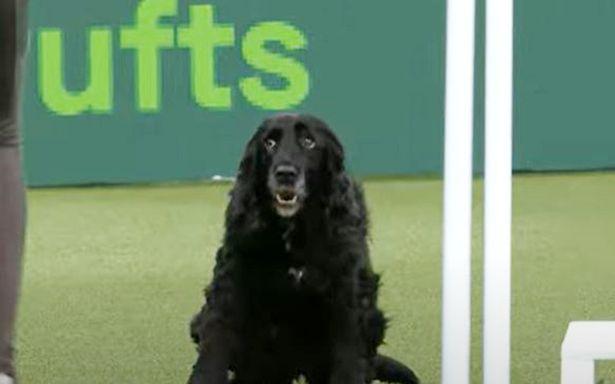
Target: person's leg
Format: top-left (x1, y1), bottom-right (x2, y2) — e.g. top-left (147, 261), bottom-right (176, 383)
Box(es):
top-left (0, 149), bottom-right (24, 379)
top-left (0, 0), bottom-right (27, 379)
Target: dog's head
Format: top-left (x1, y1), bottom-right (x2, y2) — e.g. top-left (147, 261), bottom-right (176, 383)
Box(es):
top-left (236, 114), bottom-right (345, 219)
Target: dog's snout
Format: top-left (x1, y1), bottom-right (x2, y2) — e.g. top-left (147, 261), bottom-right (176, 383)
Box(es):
top-left (274, 165), bottom-right (298, 185)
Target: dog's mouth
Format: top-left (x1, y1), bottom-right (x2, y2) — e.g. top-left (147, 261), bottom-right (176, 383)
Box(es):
top-left (276, 190), bottom-right (298, 205)
top-left (273, 189), bottom-right (301, 218)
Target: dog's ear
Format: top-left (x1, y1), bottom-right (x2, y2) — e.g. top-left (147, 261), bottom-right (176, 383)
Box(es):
top-left (323, 130), bottom-right (345, 175)
top-left (226, 125), bottom-right (265, 239)
top-left (236, 127), bottom-right (264, 181)
top-left (317, 126), bottom-right (366, 228)
top-left (319, 127), bottom-right (355, 217)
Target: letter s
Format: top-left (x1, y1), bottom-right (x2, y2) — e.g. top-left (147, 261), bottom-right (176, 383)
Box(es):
top-left (240, 22), bottom-right (309, 110)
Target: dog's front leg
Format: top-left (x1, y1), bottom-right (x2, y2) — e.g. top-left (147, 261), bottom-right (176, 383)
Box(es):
top-left (188, 323), bottom-right (233, 384)
top-left (329, 281), bottom-right (366, 384)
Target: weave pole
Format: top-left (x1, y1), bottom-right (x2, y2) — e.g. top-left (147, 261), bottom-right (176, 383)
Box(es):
top-left (483, 0), bottom-right (514, 382)
top-left (441, 0), bottom-right (475, 382)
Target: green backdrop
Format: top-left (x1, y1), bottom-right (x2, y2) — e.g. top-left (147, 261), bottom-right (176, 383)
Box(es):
top-left (22, 0), bottom-right (615, 186)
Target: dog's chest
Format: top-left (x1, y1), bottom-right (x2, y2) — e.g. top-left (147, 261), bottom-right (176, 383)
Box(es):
top-left (242, 255), bottom-right (323, 297)
top-left (242, 261), bottom-right (331, 341)
top-left (240, 253), bottom-right (329, 308)
top-left (239, 222), bottom-right (332, 300)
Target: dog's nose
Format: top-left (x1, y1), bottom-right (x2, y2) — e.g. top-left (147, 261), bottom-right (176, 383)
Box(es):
top-left (274, 165), bottom-right (298, 185)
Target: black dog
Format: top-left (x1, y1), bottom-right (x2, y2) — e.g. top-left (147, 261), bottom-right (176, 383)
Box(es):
top-left (188, 114), bottom-right (419, 384)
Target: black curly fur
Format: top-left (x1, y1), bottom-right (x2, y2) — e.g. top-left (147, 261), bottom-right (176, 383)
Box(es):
top-left (187, 114), bottom-right (419, 384)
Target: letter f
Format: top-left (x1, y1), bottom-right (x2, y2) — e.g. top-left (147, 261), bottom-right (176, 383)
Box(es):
top-left (121, 0), bottom-right (177, 112)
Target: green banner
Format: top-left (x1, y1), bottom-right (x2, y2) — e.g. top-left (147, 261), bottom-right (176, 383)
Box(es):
top-left (22, 0), bottom-right (615, 186)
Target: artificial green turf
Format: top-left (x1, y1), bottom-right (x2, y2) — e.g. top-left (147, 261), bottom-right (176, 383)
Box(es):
top-left (15, 172), bottom-right (615, 383)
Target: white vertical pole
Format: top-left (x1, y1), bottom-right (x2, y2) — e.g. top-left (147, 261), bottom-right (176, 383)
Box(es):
top-left (483, 0), bottom-right (514, 382)
top-left (441, 0), bottom-right (475, 383)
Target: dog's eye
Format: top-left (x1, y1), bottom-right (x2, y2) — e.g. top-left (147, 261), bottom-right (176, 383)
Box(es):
top-left (301, 136), bottom-right (316, 150)
top-left (264, 138), bottom-right (277, 152)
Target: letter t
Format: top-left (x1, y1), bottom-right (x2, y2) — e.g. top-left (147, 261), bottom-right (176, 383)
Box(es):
top-left (177, 5), bottom-right (235, 109)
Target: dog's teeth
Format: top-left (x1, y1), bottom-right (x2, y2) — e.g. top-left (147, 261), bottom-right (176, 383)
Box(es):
top-left (276, 193), bottom-right (298, 205)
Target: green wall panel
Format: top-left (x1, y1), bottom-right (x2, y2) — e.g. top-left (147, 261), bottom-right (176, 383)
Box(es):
top-left (21, 0), bottom-right (615, 186)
